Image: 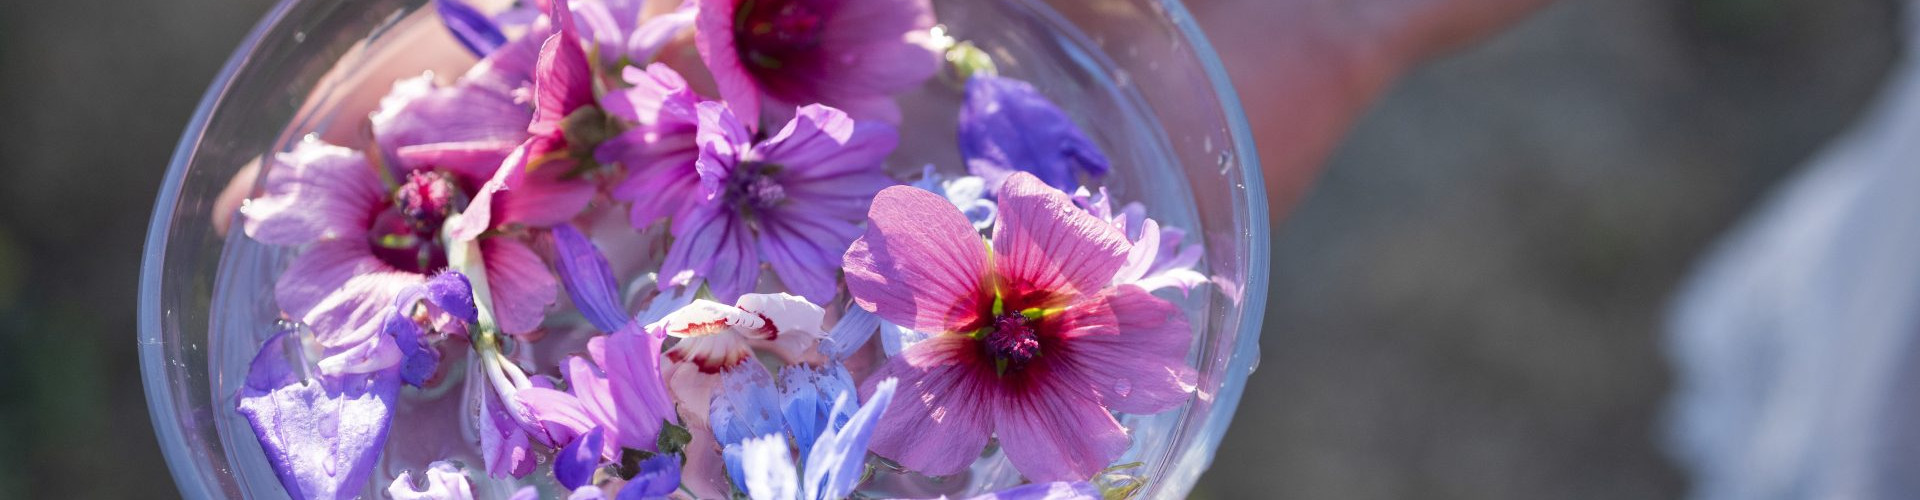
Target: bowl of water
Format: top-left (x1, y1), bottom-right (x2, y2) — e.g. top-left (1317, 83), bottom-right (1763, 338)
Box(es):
top-left (140, 0), bottom-right (1267, 497)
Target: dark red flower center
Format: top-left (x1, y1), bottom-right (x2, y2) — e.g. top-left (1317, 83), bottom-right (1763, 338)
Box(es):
top-left (984, 312), bottom-right (1042, 373)
top-left (370, 170), bottom-right (467, 274)
top-left (737, 0), bottom-right (826, 68)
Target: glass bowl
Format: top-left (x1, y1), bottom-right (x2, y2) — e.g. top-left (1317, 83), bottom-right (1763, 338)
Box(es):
top-left (139, 0), bottom-right (1268, 497)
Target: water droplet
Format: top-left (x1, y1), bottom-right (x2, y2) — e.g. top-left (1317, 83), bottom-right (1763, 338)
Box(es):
top-left (293, 31), bottom-right (306, 43)
top-left (1247, 349), bottom-right (1262, 374)
top-left (1216, 151), bottom-right (1233, 174)
top-left (1113, 379), bottom-right (1133, 397)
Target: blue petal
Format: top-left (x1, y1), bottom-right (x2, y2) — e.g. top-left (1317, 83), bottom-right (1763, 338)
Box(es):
top-left (820, 307), bottom-right (879, 360)
top-left (778, 363), bottom-right (855, 461)
top-left (958, 75), bottom-right (1110, 193)
top-left (802, 378), bottom-right (896, 500)
top-left (618, 454), bottom-right (682, 500)
top-left (425, 271), bottom-right (477, 323)
top-left (741, 434), bottom-right (801, 500)
top-left (553, 223), bottom-right (632, 332)
top-left (555, 426), bottom-right (606, 490)
top-left (435, 0), bottom-right (507, 58)
top-left (235, 331), bottom-right (400, 500)
top-left (963, 481), bottom-right (1100, 500)
top-left (382, 303), bottom-right (436, 387)
top-left (710, 363), bottom-right (783, 492)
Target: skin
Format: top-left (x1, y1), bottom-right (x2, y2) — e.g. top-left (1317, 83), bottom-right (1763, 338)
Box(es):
top-left (1190, 0), bottom-right (1550, 217)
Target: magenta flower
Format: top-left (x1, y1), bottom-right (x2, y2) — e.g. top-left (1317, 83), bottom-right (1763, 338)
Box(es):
top-left (693, 0), bottom-right (939, 124)
top-left (842, 172), bottom-right (1198, 481)
top-left (658, 102), bottom-right (896, 304)
top-left (600, 63), bottom-right (706, 227)
top-left (242, 138), bottom-right (557, 343)
top-left (513, 321), bottom-right (680, 457)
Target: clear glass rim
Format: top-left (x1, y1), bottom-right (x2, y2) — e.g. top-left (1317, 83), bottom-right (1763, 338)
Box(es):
top-left (137, 0), bottom-right (1270, 496)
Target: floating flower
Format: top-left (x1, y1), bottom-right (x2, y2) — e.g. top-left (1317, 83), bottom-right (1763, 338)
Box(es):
top-left (235, 330), bottom-right (400, 500)
top-left (728, 378), bottom-right (898, 500)
top-left (959, 76), bottom-right (1110, 193)
top-left (653, 292), bottom-right (827, 372)
top-left (388, 461), bottom-right (478, 500)
top-left (693, 0), bottom-right (939, 124)
top-left (658, 102), bottom-right (897, 304)
top-left (1075, 188), bottom-right (1206, 294)
top-left (514, 321), bottom-right (681, 456)
top-left (600, 63), bottom-right (706, 227)
top-left (842, 172), bottom-right (1197, 481)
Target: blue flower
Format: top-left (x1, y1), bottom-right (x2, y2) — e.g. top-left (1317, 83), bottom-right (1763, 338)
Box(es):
top-left (727, 378), bottom-right (899, 500)
top-left (959, 76), bottom-right (1110, 194)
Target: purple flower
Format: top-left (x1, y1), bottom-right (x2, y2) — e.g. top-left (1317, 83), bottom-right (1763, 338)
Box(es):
top-left (693, 0), bottom-right (939, 124)
top-left (959, 76), bottom-right (1110, 193)
top-left (601, 63), bottom-right (706, 227)
top-left (388, 461), bottom-right (477, 500)
top-left (235, 330), bottom-right (400, 500)
top-left (381, 271), bottom-right (478, 386)
top-left (571, 0), bottom-right (697, 70)
top-left (843, 172), bottom-right (1197, 481)
top-left (551, 223), bottom-right (630, 332)
top-left (476, 368), bottom-right (539, 478)
top-left (659, 102), bottom-right (897, 304)
top-left (514, 321), bottom-right (680, 456)
top-left (556, 426), bottom-right (608, 490)
top-left (620, 454), bottom-right (683, 500)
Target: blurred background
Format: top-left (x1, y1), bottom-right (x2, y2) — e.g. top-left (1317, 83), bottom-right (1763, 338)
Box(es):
top-left (0, 0), bottom-right (1902, 497)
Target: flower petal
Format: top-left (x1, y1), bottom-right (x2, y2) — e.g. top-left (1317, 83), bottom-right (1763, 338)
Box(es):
top-left (660, 203), bottom-right (758, 303)
top-left (482, 237), bottom-right (558, 336)
top-left (992, 372), bottom-right (1129, 482)
top-left (991, 172), bottom-right (1130, 309)
top-left (514, 386), bottom-right (595, 447)
top-left (477, 369), bottom-right (538, 478)
top-left (555, 426), bottom-right (606, 490)
top-left (739, 434), bottom-right (800, 500)
top-left (692, 0), bottom-right (760, 127)
top-left (822, 305), bottom-right (881, 360)
top-left (591, 326), bottom-right (677, 451)
top-left (435, 0), bottom-right (507, 58)
top-left (388, 461), bottom-right (477, 500)
top-left (242, 138), bottom-right (386, 246)
top-left (552, 224), bottom-right (631, 332)
top-left (803, 378), bottom-right (895, 500)
top-left (371, 75), bottom-right (530, 173)
top-left (778, 363), bottom-right (856, 461)
top-left (708, 362), bottom-right (784, 449)
top-left (757, 215), bottom-right (859, 306)
top-left (618, 454), bottom-right (682, 500)
top-left (960, 76), bottom-right (1110, 193)
top-left (235, 331), bottom-right (400, 500)
top-left (736, 292), bottom-right (827, 341)
top-left (1049, 286), bottom-right (1196, 415)
top-left (843, 186), bottom-right (993, 333)
top-left (531, 0), bottom-right (594, 131)
top-left (862, 335), bottom-right (996, 476)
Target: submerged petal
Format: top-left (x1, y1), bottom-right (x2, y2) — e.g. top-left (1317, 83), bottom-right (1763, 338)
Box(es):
top-left (555, 427), bottom-right (606, 490)
top-left (618, 453), bottom-right (682, 500)
top-left (960, 76), bottom-right (1110, 193)
top-left (778, 363), bottom-right (856, 460)
top-left (803, 378), bottom-right (896, 500)
top-left (1049, 286), bottom-right (1196, 415)
top-left (482, 237), bottom-right (559, 336)
top-left (739, 434), bottom-right (800, 500)
top-left (236, 331), bottom-right (400, 500)
top-left (843, 186), bottom-right (992, 333)
top-left (991, 371), bottom-right (1129, 483)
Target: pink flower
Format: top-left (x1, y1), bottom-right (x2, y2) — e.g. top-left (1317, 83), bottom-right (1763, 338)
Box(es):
top-left (600, 63), bottom-right (706, 227)
top-left (842, 172), bottom-right (1198, 481)
top-left (693, 0), bottom-right (939, 125)
top-left (242, 138), bottom-right (557, 350)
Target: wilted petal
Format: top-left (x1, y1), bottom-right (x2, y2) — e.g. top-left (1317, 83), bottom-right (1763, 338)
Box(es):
top-left (235, 331), bottom-right (400, 500)
top-left (862, 336), bottom-right (996, 476)
top-left (552, 224), bottom-right (630, 332)
top-left (960, 76), bottom-right (1110, 193)
top-left (388, 461), bottom-right (477, 500)
top-left (555, 426), bottom-right (606, 490)
top-left (991, 173), bottom-right (1130, 309)
top-left (242, 138), bottom-right (387, 246)
top-left (803, 378), bottom-right (896, 500)
top-left (843, 186), bottom-right (992, 333)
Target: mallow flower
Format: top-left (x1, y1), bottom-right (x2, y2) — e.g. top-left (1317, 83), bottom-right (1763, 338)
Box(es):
top-left (959, 75), bottom-right (1110, 193)
top-left (600, 63), bottom-right (706, 228)
top-left (728, 377), bottom-right (899, 500)
top-left (657, 102), bottom-right (896, 304)
top-left (842, 172), bottom-right (1198, 481)
top-left (693, 0), bottom-right (940, 124)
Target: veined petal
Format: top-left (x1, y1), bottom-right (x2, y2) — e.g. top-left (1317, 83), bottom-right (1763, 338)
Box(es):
top-left (388, 461), bottom-right (477, 500)
top-left (693, 101), bottom-right (755, 185)
top-left (660, 204), bottom-right (758, 303)
top-left (992, 370), bottom-right (1129, 482)
top-left (862, 335), bottom-right (996, 476)
top-left (591, 325), bottom-right (677, 451)
top-left (235, 331), bottom-right (400, 500)
top-left (757, 215), bottom-right (858, 307)
top-left (1049, 286), bottom-right (1196, 415)
top-left (822, 305), bottom-right (881, 360)
top-left (991, 173), bottom-right (1129, 309)
top-left (531, 0), bottom-right (593, 130)
top-left (778, 363), bottom-right (856, 461)
top-left (708, 362), bottom-right (784, 449)
top-left (242, 138), bottom-right (386, 246)
top-left (371, 75), bottom-right (530, 172)
top-left (552, 224), bottom-right (630, 332)
top-left (843, 186), bottom-right (992, 333)
top-left (483, 237), bottom-right (559, 336)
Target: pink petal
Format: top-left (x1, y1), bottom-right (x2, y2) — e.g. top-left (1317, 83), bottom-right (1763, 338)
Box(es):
top-left (513, 387), bottom-right (594, 446)
top-left (274, 239), bottom-right (423, 347)
top-left (693, 0), bottom-right (761, 126)
top-left (560, 356), bottom-right (620, 457)
top-left (483, 237), bottom-right (558, 335)
top-left (531, 0), bottom-right (594, 131)
top-left (992, 376), bottom-right (1130, 482)
top-left (861, 335), bottom-right (997, 476)
top-left (1048, 286), bottom-right (1196, 415)
top-left (242, 139), bottom-right (387, 246)
top-left (497, 160), bottom-right (597, 228)
top-left (372, 74), bottom-right (532, 167)
top-left (445, 143), bottom-right (524, 242)
top-left (843, 186), bottom-right (992, 333)
top-left (660, 204), bottom-right (759, 303)
top-left (392, 141), bottom-right (518, 185)
top-left (991, 172), bottom-right (1130, 309)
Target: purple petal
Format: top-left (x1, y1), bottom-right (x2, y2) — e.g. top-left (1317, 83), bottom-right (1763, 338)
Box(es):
top-left (552, 224), bottom-right (630, 332)
top-left (821, 305), bottom-right (880, 360)
top-left (478, 370), bottom-right (538, 478)
top-left (1052, 286), bottom-right (1196, 415)
top-left (692, 0), bottom-right (760, 128)
top-left (861, 336), bottom-right (997, 476)
top-left (388, 461), bottom-right (477, 500)
top-left (842, 185), bottom-right (992, 333)
top-left (991, 172), bottom-right (1130, 309)
top-left (992, 371), bottom-right (1129, 483)
top-left (960, 76), bottom-right (1110, 193)
top-left (802, 378), bottom-right (895, 500)
top-left (964, 481), bottom-right (1100, 500)
top-left (386, 271), bottom-right (476, 386)
top-left (435, 0), bottom-right (507, 58)
top-left (514, 386), bottom-right (596, 447)
top-left (235, 331), bottom-right (400, 500)
top-left (660, 203), bottom-right (757, 303)
top-left (425, 271), bottom-right (479, 323)
top-left (370, 75), bottom-right (529, 176)
top-left (617, 454), bottom-right (682, 500)
top-left (594, 325), bottom-right (678, 451)
top-left (693, 101), bottom-right (755, 186)
top-left (241, 138), bottom-right (387, 246)
top-left (555, 427), bottom-right (606, 490)
top-left (624, 6), bottom-right (695, 64)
